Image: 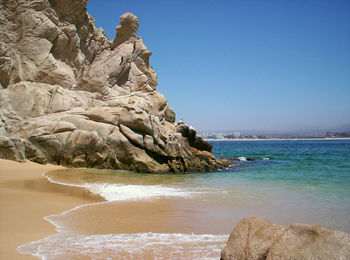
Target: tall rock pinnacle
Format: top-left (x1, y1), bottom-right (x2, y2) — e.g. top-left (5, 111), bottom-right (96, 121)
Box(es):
top-left (112, 12), bottom-right (139, 48)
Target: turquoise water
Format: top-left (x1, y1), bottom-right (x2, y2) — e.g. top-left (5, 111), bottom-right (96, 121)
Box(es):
top-left (210, 139), bottom-right (350, 190)
top-left (211, 140), bottom-right (350, 195)
top-left (43, 139), bottom-right (350, 232)
top-left (207, 139), bottom-right (350, 231)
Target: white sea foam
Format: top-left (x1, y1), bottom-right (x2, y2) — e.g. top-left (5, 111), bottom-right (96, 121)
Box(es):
top-left (87, 183), bottom-right (193, 201)
top-left (43, 173), bottom-right (89, 188)
top-left (44, 173), bottom-right (196, 201)
top-left (17, 232), bottom-right (229, 260)
top-left (238, 156), bottom-right (247, 161)
top-left (263, 157), bottom-right (270, 160)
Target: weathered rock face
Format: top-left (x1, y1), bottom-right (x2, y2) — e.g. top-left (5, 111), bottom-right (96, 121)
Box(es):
top-left (221, 216), bottom-right (350, 260)
top-left (0, 0), bottom-right (229, 172)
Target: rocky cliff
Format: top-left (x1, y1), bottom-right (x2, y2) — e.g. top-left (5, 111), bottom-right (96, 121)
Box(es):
top-left (0, 0), bottom-right (229, 172)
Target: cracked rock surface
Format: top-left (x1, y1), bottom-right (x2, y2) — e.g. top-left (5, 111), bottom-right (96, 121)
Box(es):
top-left (0, 0), bottom-right (229, 172)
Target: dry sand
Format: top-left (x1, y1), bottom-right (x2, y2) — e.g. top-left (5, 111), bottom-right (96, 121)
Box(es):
top-left (0, 159), bottom-right (103, 260)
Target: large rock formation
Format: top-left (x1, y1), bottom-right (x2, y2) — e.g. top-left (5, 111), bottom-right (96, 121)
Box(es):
top-left (221, 216), bottom-right (350, 260)
top-left (0, 0), bottom-right (229, 172)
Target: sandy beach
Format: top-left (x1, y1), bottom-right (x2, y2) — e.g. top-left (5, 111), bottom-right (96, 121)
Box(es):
top-left (0, 159), bottom-right (103, 260)
top-left (1, 161), bottom-right (233, 259)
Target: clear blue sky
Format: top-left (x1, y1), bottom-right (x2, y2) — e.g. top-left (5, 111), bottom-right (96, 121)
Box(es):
top-left (86, 0), bottom-right (350, 131)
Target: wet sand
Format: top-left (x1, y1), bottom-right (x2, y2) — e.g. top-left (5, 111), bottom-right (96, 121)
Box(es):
top-left (47, 198), bottom-right (240, 235)
top-left (0, 159), bottom-right (103, 260)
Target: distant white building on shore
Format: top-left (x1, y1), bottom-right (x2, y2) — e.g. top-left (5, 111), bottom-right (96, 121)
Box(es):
top-left (215, 133), bottom-right (223, 139)
top-left (233, 131), bottom-right (241, 138)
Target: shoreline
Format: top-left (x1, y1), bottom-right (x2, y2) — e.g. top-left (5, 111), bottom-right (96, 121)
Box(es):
top-left (0, 159), bottom-right (103, 260)
top-left (205, 137), bottom-right (350, 141)
top-left (1, 161), bottom-right (232, 259)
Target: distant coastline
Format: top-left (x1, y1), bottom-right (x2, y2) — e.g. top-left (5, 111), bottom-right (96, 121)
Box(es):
top-left (205, 137), bottom-right (350, 141)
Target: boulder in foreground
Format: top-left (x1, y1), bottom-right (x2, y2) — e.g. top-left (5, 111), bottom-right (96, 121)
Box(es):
top-left (221, 215), bottom-right (350, 260)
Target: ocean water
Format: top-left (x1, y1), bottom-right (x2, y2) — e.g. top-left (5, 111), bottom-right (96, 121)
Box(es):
top-left (18, 140), bottom-right (350, 259)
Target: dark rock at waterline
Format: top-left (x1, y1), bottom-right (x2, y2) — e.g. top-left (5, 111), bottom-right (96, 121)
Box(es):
top-left (228, 157), bottom-right (240, 162)
top-left (191, 136), bottom-right (213, 153)
top-left (246, 157), bottom-right (256, 161)
top-left (221, 216), bottom-right (350, 260)
top-left (176, 123), bottom-right (212, 153)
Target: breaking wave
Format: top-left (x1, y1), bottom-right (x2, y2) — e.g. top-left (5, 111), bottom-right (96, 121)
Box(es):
top-left (44, 173), bottom-right (198, 201)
